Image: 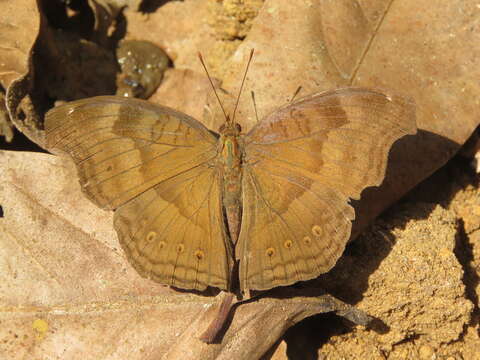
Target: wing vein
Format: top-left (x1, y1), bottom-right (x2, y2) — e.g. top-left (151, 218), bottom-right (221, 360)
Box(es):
top-left (85, 153), bottom-right (216, 208)
top-left (250, 164), bottom-right (350, 225)
top-left (246, 170), bottom-right (301, 282)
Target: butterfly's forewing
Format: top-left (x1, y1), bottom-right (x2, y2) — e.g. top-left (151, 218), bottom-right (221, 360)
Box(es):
top-left (45, 96), bottom-right (232, 291)
top-left (239, 88), bottom-right (416, 291)
top-left (45, 96), bottom-right (217, 210)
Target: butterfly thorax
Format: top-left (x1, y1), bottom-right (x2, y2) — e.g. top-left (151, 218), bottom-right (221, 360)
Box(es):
top-left (218, 122), bottom-right (243, 245)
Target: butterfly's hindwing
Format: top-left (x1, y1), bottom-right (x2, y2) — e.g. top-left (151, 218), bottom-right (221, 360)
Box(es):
top-left (114, 165), bottom-right (231, 291)
top-left (238, 88), bottom-right (416, 291)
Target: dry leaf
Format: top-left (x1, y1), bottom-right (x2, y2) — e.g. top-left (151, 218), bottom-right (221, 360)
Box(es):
top-left (0, 0), bottom-right (41, 143)
top-left (210, 0), bottom-right (479, 237)
top-left (0, 150), bottom-right (370, 359)
top-left (0, 93), bottom-right (13, 142)
top-left (150, 68), bottom-right (222, 131)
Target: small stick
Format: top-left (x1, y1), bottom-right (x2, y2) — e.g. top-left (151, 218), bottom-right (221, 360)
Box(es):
top-left (199, 292), bottom-right (236, 343)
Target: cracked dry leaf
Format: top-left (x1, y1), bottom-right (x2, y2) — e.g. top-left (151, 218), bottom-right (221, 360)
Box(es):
top-left (0, 150), bottom-right (371, 359)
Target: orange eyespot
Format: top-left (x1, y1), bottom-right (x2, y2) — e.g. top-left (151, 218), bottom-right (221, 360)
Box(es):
top-left (266, 247), bottom-right (275, 257)
top-left (146, 231), bottom-right (157, 243)
top-left (303, 236), bottom-right (312, 245)
top-left (284, 240), bottom-right (293, 249)
top-left (176, 244), bottom-right (185, 253)
top-left (194, 250), bottom-right (205, 260)
top-left (312, 225), bottom-right (322, 237)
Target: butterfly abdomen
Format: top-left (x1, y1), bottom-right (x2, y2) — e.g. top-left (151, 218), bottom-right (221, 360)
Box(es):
top-left (219, 134), bottom-right (244, 245)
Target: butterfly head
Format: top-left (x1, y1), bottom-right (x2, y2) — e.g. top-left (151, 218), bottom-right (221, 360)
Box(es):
top-left (198, 49), bottom-right (254, 139)
top-left (219, 120), bottom-right (242, 136)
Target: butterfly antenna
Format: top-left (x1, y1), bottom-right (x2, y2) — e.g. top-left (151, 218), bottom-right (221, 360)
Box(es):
top-left (290, 86), bottom-right (302, 103)
top-left (198, 52), bottom-right (229, 123)
top-left (250, 91), bottom-right (259, 123)
top-left (231, 49), bottom-right (255, 124)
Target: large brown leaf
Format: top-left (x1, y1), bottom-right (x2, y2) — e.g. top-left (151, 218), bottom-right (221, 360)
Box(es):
top-left (209, 0), bottom-right (479, 236)
top-left (0, 150), bottom-right (371, 359)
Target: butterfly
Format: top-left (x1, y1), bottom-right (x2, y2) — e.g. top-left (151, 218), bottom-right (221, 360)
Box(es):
top-left (44, 51), bottom-right (416, 299)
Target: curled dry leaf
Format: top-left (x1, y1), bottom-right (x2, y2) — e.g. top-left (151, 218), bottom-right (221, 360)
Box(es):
top-left (0, 0), bottom-right (144, 146)
top-left (0, 93), bottom-right (13, 142)
top-left (0, 0), bottom-right (40, 143)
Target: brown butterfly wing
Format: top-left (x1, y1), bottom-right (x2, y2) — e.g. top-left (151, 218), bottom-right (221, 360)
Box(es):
top-left (45, 96), bottom-right (231, 291)
top-left (45, 96), bottom-right (217, 210)
top-left (239, 88), bottom-right (416, 292)
top-left (113, 165), bottom-right (231, 290)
